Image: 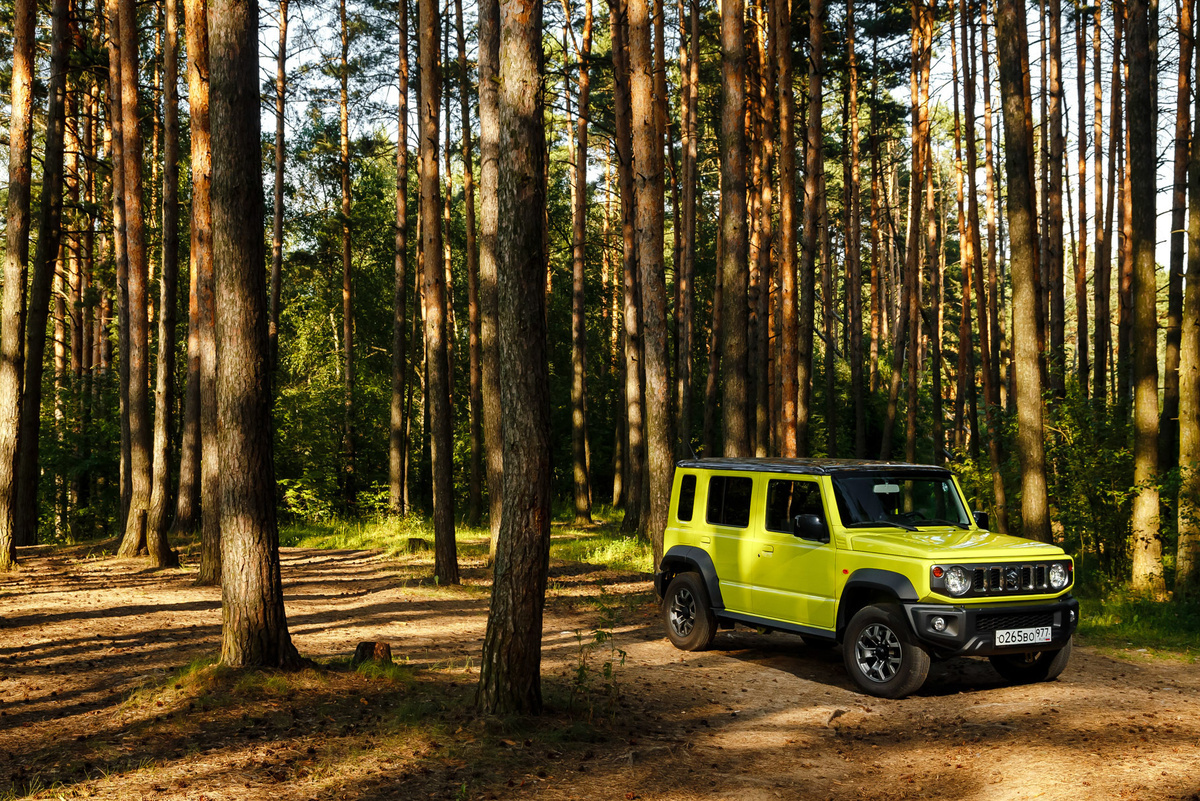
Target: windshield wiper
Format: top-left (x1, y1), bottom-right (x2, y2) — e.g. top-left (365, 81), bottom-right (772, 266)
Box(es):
top-left (846, 520), bottom-right (918, 532)
top-left (913, 518), bottom-right (970, 530)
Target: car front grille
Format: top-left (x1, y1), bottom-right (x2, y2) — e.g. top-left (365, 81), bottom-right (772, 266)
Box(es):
top-left (972, 564), bottom-right (1052, 595)
top-left (975, 611), bottom-right (1055, 632)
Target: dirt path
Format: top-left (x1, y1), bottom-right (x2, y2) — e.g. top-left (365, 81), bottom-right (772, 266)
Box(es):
top-left (0, 542), bottom-right (1197, 801)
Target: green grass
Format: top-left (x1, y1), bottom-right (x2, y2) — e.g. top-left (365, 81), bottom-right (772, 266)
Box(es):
top-left (1075, 589), bottom-right (1200, 660)
top-left (280, 507), bottom-right (654, 574)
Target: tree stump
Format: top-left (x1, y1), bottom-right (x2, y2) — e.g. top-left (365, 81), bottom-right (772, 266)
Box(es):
top-left (405, 537), bottom-right (430, 553)
top-left (352, 641), bottom-right (392, 667)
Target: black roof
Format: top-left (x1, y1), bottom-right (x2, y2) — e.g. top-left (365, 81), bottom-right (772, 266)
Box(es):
top-left (674, 457), bottom-right (952, 477)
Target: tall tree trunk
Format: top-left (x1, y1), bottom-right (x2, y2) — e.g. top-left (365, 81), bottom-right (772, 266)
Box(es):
top-left (0, 0), bottom-right (35, 569)
top-left (1075, 12), bottom-right (1089, 397)
top-left (1097, 4), bottom-right (1121, 406)
top-left (797, 0), bottom-right (824, 457)
top-left (702, 206), bottom-right (724, 457)
top-left (115, 0), bottom-right (153, 558)
top-left (270, 0), bottom-right (289, 375)
top-left (1047, 0), bottom-right (1065, 398)
top-left (1164, 0), bottom-right (1193, 469)
top-left (676, 0), bottom-right (699, 458)
top-left (951, 0), bottom-right (970, 453)
top-left (846, 0), bottom-right (865, 458)
top-left (186, 0), bottom-right (220, 586)
top-left (479, 0), bottom-right (503, 550)
top-left (456, 0), bottom-right (484, 528)
top-left (14, 0), bottom-right (70, 550)
top-left (996, 0), bottom-right (1050, 542)
top-left (980, 1), bottom-right (1003, 406)
top-left (106, 0), bottom-right (132, 540)
top-left (776, 0), bottom-right (798, 457)
top-left (1127, 0), bottom-right (1165, 594)
top-left (476, 0), bottom-right (551, 715)
top-left (966, 2), bottom-right (1007, 531)
top-left (612, 0), bottom-right (646, 534)
top-left (1178, 39), bottom-right (1200, 594)
top-left (629, 0), bottom-right (671, 566)
top-left (210, 0), bottom-right (304, 669)
top-left (391, 0), bottom-right (411, 516)
top-left (146, 0), bottom-right (181, 568)
top-left (340, 0), bottom-right (356, 510)
top-left (903, 0), bottom-right (931, 465)
top-left (567, 0), bottom-right (594, 525)
top-left (421, 0), bottom-right (459, 584)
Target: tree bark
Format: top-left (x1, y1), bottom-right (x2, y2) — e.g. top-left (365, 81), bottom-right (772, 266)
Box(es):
top-left (455, 0), bottom-right (484, 528)
top-left (797, 0), bottom-right (824, 458)
top-left (270, 0), bottom-right (289, 376)
top-left (775, 0), bottom-right (797, 457)
top-left (391, 0), bottom-right (411, 516)
top-left (479, 0), bottom-right (503, 551)
top-left (567, 0), bottom-right (594, 525)
top-left (340, 0), bottom-right (356, 510)
top-left (966, 3), bottom-right (1007, 531)
top-left (1163, 0), bottom-right (1193, 469)
top-left (996, 0), bottom-right (1050, 542)
top-left (1046, 0), bottom-right (1066, 398)
top-left (476, 0), bottom-right (551, 715)
top-left (421, 0), bottom-right (459, 584)
top-left (1075, 11), bottom-right (1089, 397)
top-left (846, 0), bottom-right (865, 458)
top-left (1127, 0), bottom-right (1165, 594)
top-left (210, 0), bottom-right (303, 669)
top-left (719, 0), bottom-right (749, 457)
top-left (676, 0), bottom-right (699, 458)
top-left (146, 0), bottom-right (181, 568)
top-left (115, 0), bottom-right (153, 558)
top-left (0, 0), bottom-right (35, 569)
top-left (185, 0), bottom-right (221, 585)
top-left (1178, 36), bottom-right (1200, 595)
top-left (611, 0), bottom-right (646, 534)
top-left (629, 0), bottom-right (670, 565)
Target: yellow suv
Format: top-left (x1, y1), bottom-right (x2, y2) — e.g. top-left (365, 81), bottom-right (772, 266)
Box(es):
top-left (654, 458), bottom-right (1078, 698)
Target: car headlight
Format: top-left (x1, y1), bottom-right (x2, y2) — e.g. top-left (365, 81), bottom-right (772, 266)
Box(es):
top-left (1049, 562), bottom-right (1070, 590)
top-left (944, 565), bottom-right (972, 596)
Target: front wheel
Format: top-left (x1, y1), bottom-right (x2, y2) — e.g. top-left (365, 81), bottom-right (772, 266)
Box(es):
top-left (990, 637), bottom-right (1073, 684)
top-left (843, 604), bottom-right (930, 699)
top-left (662, 572), bottom-right (716, 651)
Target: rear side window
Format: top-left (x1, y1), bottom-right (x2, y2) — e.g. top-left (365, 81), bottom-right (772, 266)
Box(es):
top-left (706, 475), bottom-right (753, 528)
top-left (676, 475), bottom-right (697, 522)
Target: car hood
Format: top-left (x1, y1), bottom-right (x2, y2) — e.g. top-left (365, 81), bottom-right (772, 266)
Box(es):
top-left (846, 528), bottom-right (1067, 560)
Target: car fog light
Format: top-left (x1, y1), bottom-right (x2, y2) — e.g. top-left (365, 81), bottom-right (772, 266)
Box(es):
top-left (1049, 562), bottom-right (1070, 590)
top-left (932, 616), bottom-right (946, 632)
top-left (1070, 609), bottom-right (1077, 623)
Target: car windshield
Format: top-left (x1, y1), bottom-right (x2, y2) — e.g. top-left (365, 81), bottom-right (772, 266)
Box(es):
top-left (831, 473), bottom-right (970, 529)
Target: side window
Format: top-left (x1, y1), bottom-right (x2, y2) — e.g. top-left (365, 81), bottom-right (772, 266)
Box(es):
top-left (706, 475), bottom-right (753, 528)
top-left (676, 474), bottom-right (697, 522)
top-left (765, 479), bottom-right (825, 533)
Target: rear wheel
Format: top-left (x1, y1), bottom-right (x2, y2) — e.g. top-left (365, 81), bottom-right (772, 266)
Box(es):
top-left (990, 637), bottom-right (1072, 683)
top-left (662, 572), bottom-right (716, 651)
top-left (843, 604), bottom-right (930, 699)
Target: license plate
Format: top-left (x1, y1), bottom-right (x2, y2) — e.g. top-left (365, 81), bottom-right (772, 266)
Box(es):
top-left (994, 626), bottom-right (1052, 646)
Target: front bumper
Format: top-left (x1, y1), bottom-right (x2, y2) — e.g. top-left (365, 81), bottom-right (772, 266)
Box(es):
top-left (903, 595), bottom-right (1079, 658)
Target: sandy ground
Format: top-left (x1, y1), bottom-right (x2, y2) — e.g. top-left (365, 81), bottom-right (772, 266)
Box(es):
top-left (1, 540), bottom-right (1198, 801)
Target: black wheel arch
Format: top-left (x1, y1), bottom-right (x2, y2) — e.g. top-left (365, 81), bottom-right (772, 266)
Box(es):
top-left (836, 568), bottom-right (919, 640)
top-left (657, 546), bottom-right (725, 610)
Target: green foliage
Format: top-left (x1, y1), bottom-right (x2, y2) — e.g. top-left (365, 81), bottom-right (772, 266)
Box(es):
top-left (569, 588), bottom-right (628, 721)
top-left (1075, 587), bottom-right (1200, 659)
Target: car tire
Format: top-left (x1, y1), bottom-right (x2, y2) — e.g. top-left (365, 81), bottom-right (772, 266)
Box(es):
top-left (843, 604), bottom-right (930, 699)
top-left (989, 637), bottom-right (1073, 684)
top-left (662, 572), bottom-right (717, 651)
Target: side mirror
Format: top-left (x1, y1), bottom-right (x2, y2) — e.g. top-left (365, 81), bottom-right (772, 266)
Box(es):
top-left (793, 513), bottom-right (829, 543)
top-left (973, 510), bottom-right (989, 530)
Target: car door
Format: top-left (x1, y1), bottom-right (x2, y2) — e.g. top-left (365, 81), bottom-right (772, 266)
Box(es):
top-left (702, 473), bottom-right (756, 613)
top-left (750, 477), bottom-right (837, 631)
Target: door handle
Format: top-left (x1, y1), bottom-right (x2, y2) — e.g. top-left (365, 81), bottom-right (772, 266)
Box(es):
top-left (759, 545), bottom-right (774, 557)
